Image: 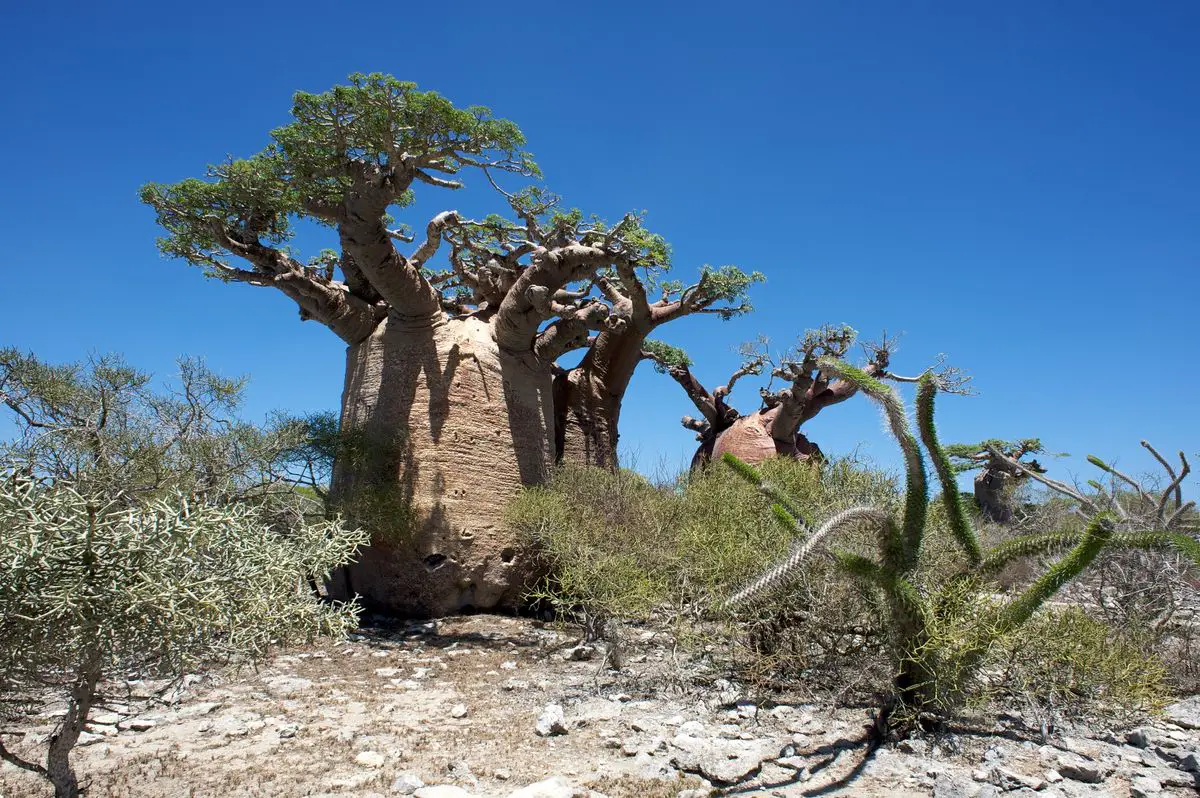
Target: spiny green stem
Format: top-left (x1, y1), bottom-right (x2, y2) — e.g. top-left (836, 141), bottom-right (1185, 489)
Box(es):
top-left (916, 373), bottom-right (981, 565)
top-left (724, 505), bottom-right (888, 609)
top-left (721, 454), bottom-right (811, 529)
top-left (819, 358), bottom-right (928, 571)
top-left (999, 515), bottom-right (1114, 632)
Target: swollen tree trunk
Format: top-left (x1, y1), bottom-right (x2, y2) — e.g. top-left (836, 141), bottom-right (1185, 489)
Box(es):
top-left (709, 406), bottom-right (823, 466)
top-left (327, 314), bottom-right (555, 616)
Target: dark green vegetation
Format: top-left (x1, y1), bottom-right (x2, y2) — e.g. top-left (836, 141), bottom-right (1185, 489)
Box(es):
top-left (0, 351), bottom-right (366, 797)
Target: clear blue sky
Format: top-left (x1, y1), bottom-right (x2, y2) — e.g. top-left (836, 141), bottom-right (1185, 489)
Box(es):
top-left (2, 1), bottom-right (1197, 490)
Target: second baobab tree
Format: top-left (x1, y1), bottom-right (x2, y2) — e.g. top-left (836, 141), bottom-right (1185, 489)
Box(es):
top-left (646, 328), bottom-right (971, 468)
top-left (645, 327), bottom-right (883, 468)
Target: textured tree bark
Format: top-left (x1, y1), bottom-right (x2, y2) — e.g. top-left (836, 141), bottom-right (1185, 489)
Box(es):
top-left (554, 314), bottom-right (650, 469)
top-left (45, 653), bottom-right (100, 798)
top-left (555, 368), bottom-right (621, 469)
top-left (327, 314), bottom-right (555, 616)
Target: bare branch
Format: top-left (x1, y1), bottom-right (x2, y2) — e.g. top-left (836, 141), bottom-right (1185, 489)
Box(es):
top-left (409, 210), bottom-right (459, 269)
top-left (642, 355), bottom-right (720, 426)
top-left (412, 168), bottom-right (464, 190)
top-left (1142, 440), bottom-right (1187, 513)
top-left (715, 354), bottom-right (768, 400)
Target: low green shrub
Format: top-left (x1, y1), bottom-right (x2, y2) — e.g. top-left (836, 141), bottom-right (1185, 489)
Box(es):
top-left (506, 455), bottom-right (920, 671)
top-left (0, 476), bottom-right (366, 798)
top-left (987, 606), bottom-right (1168, 725)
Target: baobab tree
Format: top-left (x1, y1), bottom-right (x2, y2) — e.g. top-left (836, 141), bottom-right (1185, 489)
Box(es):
top-left (646, 328), bottom-right (968, 468)
top-left (946, 438), bottom-right (1050, 523)
top-left (142, 73), bottom-right (747, 615)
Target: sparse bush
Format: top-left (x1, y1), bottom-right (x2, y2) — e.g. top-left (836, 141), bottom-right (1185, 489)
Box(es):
top-left (0, 351), bottom-right (368, 796)
top-left (981, 441), bottom-right (1200, 692)
top-left (0, 476), bottom-right (366, 797)
top-left (507, 453), bottom-right (910, 678)
top-left (508, 466), bottom-right (677, 634)
top-left (508, 363), bottom-right (1195, 730)
top-left (987, 606), bottom-right (1168, 727)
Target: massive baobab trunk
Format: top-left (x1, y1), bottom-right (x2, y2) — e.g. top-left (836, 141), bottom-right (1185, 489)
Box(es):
top-left (144, 73), bottom-right (693, 615)
top-left (328, 315), bottom-right (555, 614)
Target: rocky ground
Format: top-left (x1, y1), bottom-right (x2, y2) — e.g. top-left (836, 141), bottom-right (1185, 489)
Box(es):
top-left (2, 615), bottom-right (1198, 797)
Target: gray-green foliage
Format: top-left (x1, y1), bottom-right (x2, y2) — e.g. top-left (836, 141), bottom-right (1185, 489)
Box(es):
top-left (723, 363), bottom-right (1198, 730)
top-left (139, 72), bottom-right (533, 274)
top-left (0, 351), bottom-right (366, 796)
top-left (0, 476), bottom-right (365, 796)
top-left (0, 349), bottom-right (330, 521)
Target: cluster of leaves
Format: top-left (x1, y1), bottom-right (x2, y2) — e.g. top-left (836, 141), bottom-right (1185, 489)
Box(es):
top-left (140, 72), bottom-right (532, 279)
top-left (640, 340), bottom-right (692, 373)
top-left (944, 438), bottom-right (1047, 474)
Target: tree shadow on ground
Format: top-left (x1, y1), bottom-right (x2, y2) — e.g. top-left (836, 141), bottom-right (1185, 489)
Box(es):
top-left (355, 619), bottom-right (547, 651)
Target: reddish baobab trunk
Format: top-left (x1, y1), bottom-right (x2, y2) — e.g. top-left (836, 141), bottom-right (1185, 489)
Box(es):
top-left (554, 323), bottom-right (645, 469)
top-left (328, 315), bottom-right (554, 615)
top-left (710, 408), bottom-right (823, 465)
top-left (555, 369), bottom-right (623, 469)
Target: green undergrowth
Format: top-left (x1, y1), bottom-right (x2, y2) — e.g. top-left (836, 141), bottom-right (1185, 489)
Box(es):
top-left (507, 452), bottom-right (1173, 723)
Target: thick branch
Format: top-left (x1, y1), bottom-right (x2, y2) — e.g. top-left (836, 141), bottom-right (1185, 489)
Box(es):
top-left (643, 355), bottom-right (721, 427)
top-left (492, 244), bottom-right (614, 353)
top-left (409, 210), bottom-right (458, 269)
top-left (336, 191), bottom-right (441, 319)
top-left (534, 302), bottom-right (614, 362)
top-left (211, 231), bottom-right (381, 344)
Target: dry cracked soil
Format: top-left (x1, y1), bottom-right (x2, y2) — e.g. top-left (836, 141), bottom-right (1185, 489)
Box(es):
top-left (2, 615), bottom-right (1198, 797)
